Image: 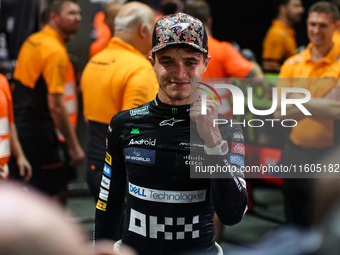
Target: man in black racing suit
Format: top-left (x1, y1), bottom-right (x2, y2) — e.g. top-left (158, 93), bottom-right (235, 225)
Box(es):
top-left (94, 12), bottom-right (248, 255)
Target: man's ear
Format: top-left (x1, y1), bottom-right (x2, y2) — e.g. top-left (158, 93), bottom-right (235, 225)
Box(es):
top-left (49, 11), bottom-right (58, 23)
top-left (148, 55), bottom-right (155, 66)
top-left (139, 23), bottom-right (148, 40)
top-left (204, 55), bottom-right (211, 72)
top-left (279, 4), bottom-right (286, 16)
top-left (336, 20), bottom-right (340, 30)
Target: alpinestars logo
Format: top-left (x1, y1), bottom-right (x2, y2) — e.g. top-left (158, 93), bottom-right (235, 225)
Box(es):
top-left (159, 118), bottom-right (185, 126)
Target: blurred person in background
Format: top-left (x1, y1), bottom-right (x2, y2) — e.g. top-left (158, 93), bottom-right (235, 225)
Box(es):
top-left (155, 0), bottom-right (183, 20)
top-left (81, 1), bottom-right (158, 201)
top-left (332, 0), bottom-right (340, 46)
top-left (0, 74), bottom-right (31, 182)
top-left (274, 1), bottom-right (340, 227)
top-left (0, 182), bottom-right (137, 255)
top-left (89, 1), bottom-right (123, 59)
top-left (11, 0), bottom-right (84, 201)
top-left (262, 0), bottom-right (304, 74)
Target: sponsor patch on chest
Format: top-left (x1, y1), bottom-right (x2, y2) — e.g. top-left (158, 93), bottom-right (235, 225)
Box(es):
top-left (124, 147), bottom-right (156, 164)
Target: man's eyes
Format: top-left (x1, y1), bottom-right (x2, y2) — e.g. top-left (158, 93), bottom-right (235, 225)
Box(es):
top-left (159, 61), bottom-right (198, 66)
top-left (308, 22), bottom-right (329, 29)
top-left (185, 61), bottom-right (198, 66)
top-left (160, 61), bottom-right (173, 65)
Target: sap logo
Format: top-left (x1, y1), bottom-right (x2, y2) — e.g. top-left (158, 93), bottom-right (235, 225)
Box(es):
top-left (128, 208), bottom-right (200, 240)
top-left (103, 163), bottom-right (111, 177)
top-left (129, 183), bottom-right (146, 198)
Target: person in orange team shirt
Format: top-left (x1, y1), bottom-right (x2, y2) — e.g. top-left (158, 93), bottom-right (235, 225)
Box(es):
top-left (262, 0), bottom-right (304, 73)
top-left (11, 0), bottom-right (84, 199)
top-left (274, 1), bottom-right (340, 227)
top-left (82, 1), bottom-right (158, 201)
top-left (332, 0), bottom-right (340, 46)
top-left (89, 2), bottom-right (123, 58)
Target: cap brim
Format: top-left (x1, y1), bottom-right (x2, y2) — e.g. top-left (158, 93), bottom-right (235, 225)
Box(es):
top-left (151, 41), bottom-right (207, 53)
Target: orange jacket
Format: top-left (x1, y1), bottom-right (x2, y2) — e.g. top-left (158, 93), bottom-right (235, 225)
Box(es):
top-left (82, 37), bottom-right (158, 124)
top-left (278, 43), bottom-right (340, 148)
top-left (0, 74), bottom-right (13, 176)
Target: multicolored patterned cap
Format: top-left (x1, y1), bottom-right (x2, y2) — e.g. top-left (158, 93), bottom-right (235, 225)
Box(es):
top-left (151, 12), bottom-right (208, 53)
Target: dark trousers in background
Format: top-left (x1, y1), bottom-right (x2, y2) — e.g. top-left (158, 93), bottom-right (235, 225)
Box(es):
top-left (86, 164), bottom-right (103, 202)
top-left (280, 141), bottom-right (332, 227)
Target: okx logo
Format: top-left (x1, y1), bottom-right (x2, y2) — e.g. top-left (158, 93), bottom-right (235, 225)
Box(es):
top-left (198, 82), bottom-right (222, 115)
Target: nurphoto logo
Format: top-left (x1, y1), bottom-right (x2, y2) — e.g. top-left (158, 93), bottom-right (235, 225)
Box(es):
top-left (198, 81), bottom-right (311, 128)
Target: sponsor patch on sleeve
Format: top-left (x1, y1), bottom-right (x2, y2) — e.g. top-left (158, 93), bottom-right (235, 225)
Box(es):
top-left (105, 152), bottom-right (112, 165)
top-left (99, 187), bottom-right (109, 201)
top-left (231, 142), bottom-right (245, 157)
top-left (230, 153), bottom-right (245, 167)
top-left (107, 124), bottom-right (112, 135)
top-left (103, 163), bottom-right (111, 177)
top-left (130, 106), bottom-right (149, 116)
top-left (232, 132), bottom-right (244, 142)
top-left (101, 176), bottom-right (111, 190)
top-left (96, 200), bottom-right (107, 211)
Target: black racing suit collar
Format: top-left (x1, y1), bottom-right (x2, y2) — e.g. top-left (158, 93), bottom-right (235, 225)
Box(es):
top-left (151, 95), bottom-right (191, 118)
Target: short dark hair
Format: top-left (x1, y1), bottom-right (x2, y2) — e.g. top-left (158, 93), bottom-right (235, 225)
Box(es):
top-left (182, 0), bottom-right (211, 25)
top-left (279, 0), bottom-right (290, 5)
top-left (333, 0), bottom-right (340, 11)
top-left (273, 0), bottom-right (291, 17)
top-left (46, 0), bottom-right (78, 14)
top-left (309, 1), bottom-right (339, 22)
top-left (152, 44), bottom-right (208, 62)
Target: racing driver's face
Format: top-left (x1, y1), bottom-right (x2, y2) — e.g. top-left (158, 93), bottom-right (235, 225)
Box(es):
top-left (150, 45), bottom-right (210, 106)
